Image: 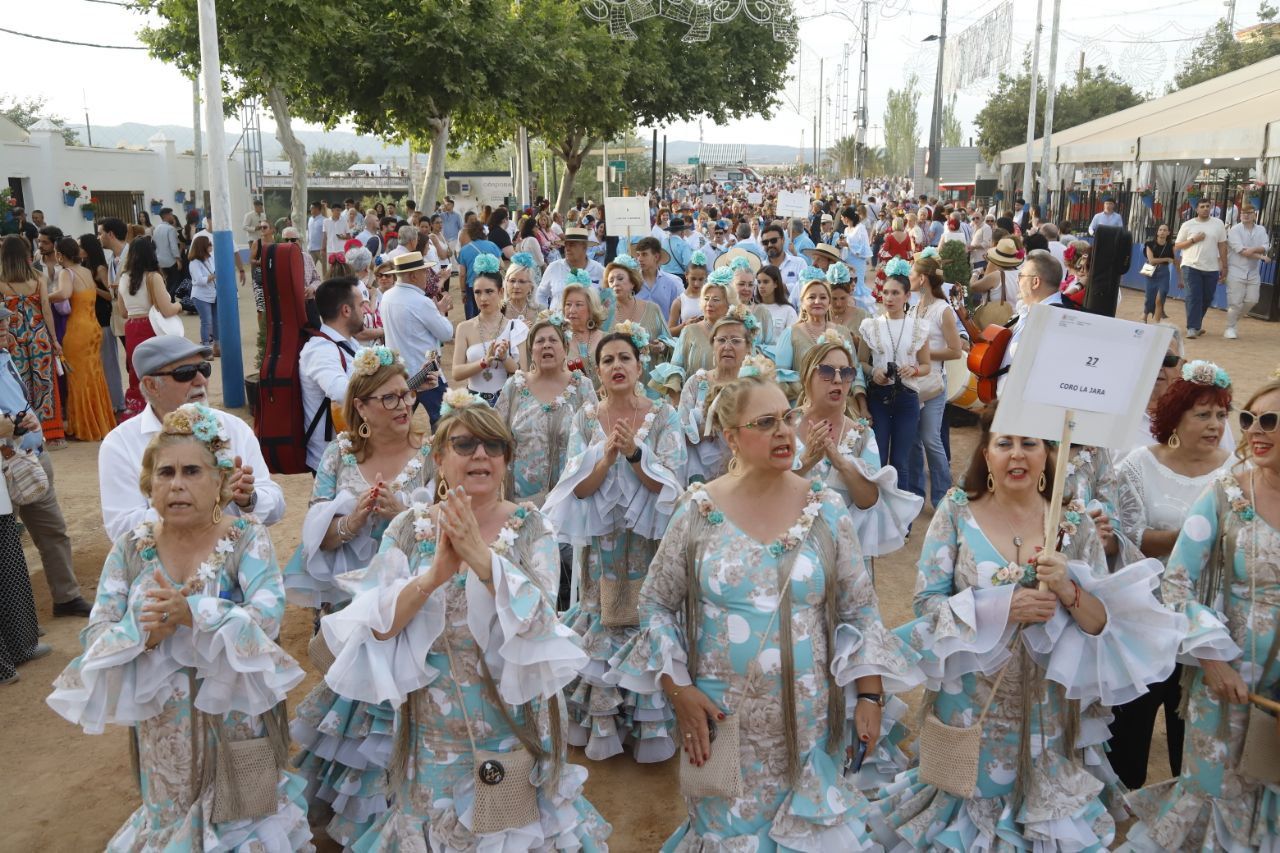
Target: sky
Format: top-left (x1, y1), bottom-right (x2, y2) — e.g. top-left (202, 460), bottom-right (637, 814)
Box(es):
top-left (3, 0), bottom-right (1262, 154)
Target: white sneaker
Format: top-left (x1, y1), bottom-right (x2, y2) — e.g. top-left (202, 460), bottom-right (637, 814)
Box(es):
top-left (1224, 327), bottom-right (1239, 340)
top-left (1186, 329), bottom-right (1201, 339)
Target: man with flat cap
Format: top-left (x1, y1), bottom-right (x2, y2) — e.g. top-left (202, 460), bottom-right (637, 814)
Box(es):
top-left (98, 335), bottom-right (285, 541)
top-left (0, 304), bottom-right (91, 617)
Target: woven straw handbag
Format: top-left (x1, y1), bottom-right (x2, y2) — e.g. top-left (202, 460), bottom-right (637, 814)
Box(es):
top-left (307, 631), bottom-right (335, 675)
top-left (212, 736), bottom-right (280, 823)
top-left (679, 714), bottom-right (744, 799)
top-left (599, 574), bottom-right (643, 628)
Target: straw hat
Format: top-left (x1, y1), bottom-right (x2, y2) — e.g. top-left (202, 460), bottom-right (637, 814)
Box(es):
top-left (713, 247), bottom-right (762, 273)
top-left (986, 238), bottom-right (1022, 269)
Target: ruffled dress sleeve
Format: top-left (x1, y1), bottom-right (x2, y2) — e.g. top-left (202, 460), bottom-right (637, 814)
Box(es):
top-left (772, 326), bottom-right (797, 371)
top-left (174, 519), bottom-right (305, 717)
top-left (282, 440), bottom-right (379, 607)
top-left (47, 530), bottom-right (186, 734)
top-left (1021, 513), bottom-right (1188, 707)
top-left (1159, 479), bottom-right (1242, 664)
top-left (1114, 450), bottom-right (1151, 563)
top-left (462, 510), bottom-right (588, 705)
top-left (606, 496), bottom-right (697, 694)
top-left (623, 402), bottom-right (687, 539)
top-left (841, 425), bottom-right (922, 557)
top-left (679, 374), bottom-right (726, 483)
top-left (541, 407), bottom-right (614, 545)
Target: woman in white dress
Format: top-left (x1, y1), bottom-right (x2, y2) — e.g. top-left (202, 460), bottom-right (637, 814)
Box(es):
top-left (1111, 359), bottom-right (1234, 790)
top-left (453, 258), bottom-right (521, 406)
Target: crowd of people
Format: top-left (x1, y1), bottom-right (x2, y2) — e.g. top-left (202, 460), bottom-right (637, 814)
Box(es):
top-left (0, 176), bottom-right (1276, 852)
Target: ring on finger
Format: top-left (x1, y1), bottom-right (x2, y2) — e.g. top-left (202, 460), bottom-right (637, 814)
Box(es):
top-left (160, 610), bottom-right (170, 624)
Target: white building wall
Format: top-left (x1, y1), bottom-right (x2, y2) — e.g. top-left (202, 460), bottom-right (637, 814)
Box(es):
top-left (2, 123), bottom-right (249, 236)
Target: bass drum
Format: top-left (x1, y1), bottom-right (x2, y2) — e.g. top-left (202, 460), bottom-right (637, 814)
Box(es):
top-left (950, 371), bottom-right (984, 411)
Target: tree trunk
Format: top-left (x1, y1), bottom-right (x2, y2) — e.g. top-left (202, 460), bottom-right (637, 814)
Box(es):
top-left (264, 83), bottom-right (308, 228)
top-left (553, 133), bottom-right (594, 216)
top-left (418, 115), bottom-right (451, 211)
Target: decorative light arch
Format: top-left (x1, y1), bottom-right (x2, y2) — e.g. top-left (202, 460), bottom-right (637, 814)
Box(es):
top-left (581, 0), bottom-right (798, 44)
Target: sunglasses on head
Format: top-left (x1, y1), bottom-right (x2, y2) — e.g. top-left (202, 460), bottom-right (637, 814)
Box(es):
top-left (815, 364), bottom-right (856, 384)
top-left (1240, 410), bottom-right (1280, 433)
top-left (151, 361), bottom-right (212, 383)
top-left (449, 435), bottom-right (508, 457)
top-left (1162, 353), bottom-right (1182, 369)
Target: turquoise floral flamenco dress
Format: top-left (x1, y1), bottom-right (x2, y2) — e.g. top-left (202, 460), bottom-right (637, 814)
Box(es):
top-left (282, 434), bottom-right (436, 846)
top-left (47, 517), bottom-right (312, 851)
top-left (320, 502), bottom-right (612, 851)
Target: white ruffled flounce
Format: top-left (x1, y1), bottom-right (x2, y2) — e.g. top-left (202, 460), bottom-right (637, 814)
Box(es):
top-left (542, 445), bottom-right (621, 546)
top-left (47, 626), bottom-right (183, 734)
top-left (899, 584), bottom-right (1019, 689)
top-left (174, 603), bottom-right (304, 716)
top-left (830, 621), bottom-right (926, 695)
top-left (284, 491), bottom-right (378, 608)
top-left (1177, 600), bottom-right (1244, 665)
top-left (1022, 557), bottom-right (1187, 707)
top-left (845, 459), bottom-right (923, 557)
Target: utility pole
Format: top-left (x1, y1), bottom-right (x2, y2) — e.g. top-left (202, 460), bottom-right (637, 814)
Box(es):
top-left (856, 0), bottom-right (869, 177)
top-left (651, 128), bottom-right (658, 194)
top-left (925, 0), bottom-right (949, 182)
top-left (1226, 0), bottom-right (1238, 32)
top-left (82, 90), bottom-right (93, 147)
top-left (192, 76), bottom-right (203, 218)
top-left (1021, 0), bottom-right (1044, 206)
top-left (1039, 0), bottom-right (1062, 210)
top-left (817, 58), bottom-right (824, 178)
top-left (197, 0), bottom-right (244, 407)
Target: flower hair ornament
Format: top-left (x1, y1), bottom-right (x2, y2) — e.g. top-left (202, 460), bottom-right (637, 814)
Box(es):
top-left (729, 256), bottom-right (753, 273)
top-left (472, 254), bottom-right (501, 275)
top-left (611, 253), bottom-right (640, 271)
top-left (724, 303), bottom-right (760, 333)
top-left (826, 262), bottom-right (851, 286)
top-left (439, 387), bottom-right (490, 416)
top-left (915, 246), bottom-right (940, 261)
top-left (799, 265), bottom-right (827, 284)
top-left (884, 257), bottom-right (911, 278)
top-left (815, 331), bottom-right (853, 356)
top-left (566, 268), bottom-right (592, 287)
top-left (537, 309), bottom-right (566, 329)
top-left (689, 250), bottom-right (708, 268)
top-left (737, 353), bottom-right (777, 381)
top-left (164, 402), bottom-right (234, 470)
top-left (510, 251), bottom-right (536, 270)
top-left (1182, 359), bottom-right (1230, 388)
top-left (707, 266), bottom-right (735, 286)
top-left (612, 319), bottom-right (652, 363)
top-left (352, 345), bottom-right (403, 377)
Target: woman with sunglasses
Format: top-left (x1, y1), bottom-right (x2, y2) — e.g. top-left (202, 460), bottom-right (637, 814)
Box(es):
top-left (1110, 360), bottom-right (1233, 792)
top-left (611, 373), bottom-right (920, 849)
top-left (543, 331), bottom-right (686, 764)
top-left (320, 395), bottom-right (612, 850)
top-left (878, 405), bottom-right (1181, 851)
top-left (794, 340), bottom-right (920, 569)
top-left (677, 308), bottom-right (758, 483)
top-left (1125, 376), bottom-right (1280, 851)
top-left (249, 219), bottom-right (275, 319)
top-left (283, 346), bottom-right (434, 845)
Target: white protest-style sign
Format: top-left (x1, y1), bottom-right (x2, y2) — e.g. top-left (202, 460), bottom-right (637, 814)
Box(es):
top-left (994, 304), bottom-right (1172, 449)
top-left (844, 178), bottom-right (862, 194)
top-left (747, 191), bottom-right (764, 205)
top-left (605, 196), bottom-right (649, 233)
top-left (775, 190), bottom-right (810, 218)
top-left (701, 193), bottom-right (717, 206)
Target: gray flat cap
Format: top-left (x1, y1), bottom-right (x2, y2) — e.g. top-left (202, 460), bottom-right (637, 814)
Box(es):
top-left (132, 335), bottom-right (213, 378)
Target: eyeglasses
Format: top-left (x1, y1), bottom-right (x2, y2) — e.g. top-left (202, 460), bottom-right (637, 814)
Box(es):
top-left (815, 364), bottom-right (857, 384)
top-left (359, 390), bottom-right (416, 410)
top-left (734, 408), bottom-right (802, 432)
top-left (1240, 410), bottom-right (1279, 433)
top-left (448, 435), bottom-right (508, 457)
top-left (151, 361), bottom-right (212, 382)
top-left (761, 237), bottom-right (781, 246)
top-left (1162, 353), bottom-right (1182, 369)
top-left (712, 335), bottom-right (747, 346)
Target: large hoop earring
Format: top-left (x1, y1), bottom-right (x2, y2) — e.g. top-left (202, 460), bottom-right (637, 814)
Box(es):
top-left (986, 473), bottom-right (995, 492)
top-left (212, 503), bottom-right (223, 524)
top-left (358, 421), bottom-right (371, 438)
top-left (436, 476), bottom-right (449, 502)
top-left (1167, 431), bottom-right (1180, 449)
top-left (1038, 471), bottom-right (1047, 491)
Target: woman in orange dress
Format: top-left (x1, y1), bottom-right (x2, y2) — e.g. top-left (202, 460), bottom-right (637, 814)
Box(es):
top-left (54, 237), bottom-right (114, 440)
top-left (0, 235), bottom-right (65, 445)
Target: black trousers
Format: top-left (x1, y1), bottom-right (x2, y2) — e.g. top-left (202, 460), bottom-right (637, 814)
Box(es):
top-left (1106, 663), bottom-right (1184, 789)
top-left (162, 263), bottom-right (183, 299)
top-left (0, 514), bottom-right (40, 680)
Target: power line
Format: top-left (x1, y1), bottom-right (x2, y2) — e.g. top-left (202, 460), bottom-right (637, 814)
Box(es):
top-left (79, 0), bottom-right (134, 5)
top-left (0, 25), bottom-right (147, 50)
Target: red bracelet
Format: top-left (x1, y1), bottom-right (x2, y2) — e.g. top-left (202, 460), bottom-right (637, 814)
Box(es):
top-left (1069, 580), bottom-right (1082, 609)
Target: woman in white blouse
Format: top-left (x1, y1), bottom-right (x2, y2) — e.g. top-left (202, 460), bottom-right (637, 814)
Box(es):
top-left (1111, 359), bottom-right (1234, 791)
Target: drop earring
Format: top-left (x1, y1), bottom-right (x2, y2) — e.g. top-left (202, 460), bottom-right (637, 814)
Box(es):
top-left (1038, 472), bottom-right (1047, 491)
top-left (436, 476), bottom-right (450, 502)
top-left (212, 503), bottom-right (223, 524)
top-left (986, 473), bottom-right (995, 492)
top-left (358, 421), bottom-right (371, 438)
top-left (1167, 431), bottom-right (1180, 449)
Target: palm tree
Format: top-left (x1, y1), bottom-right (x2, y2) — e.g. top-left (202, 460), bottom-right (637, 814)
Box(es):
top-left (859, 145), bottom-right (888, 176)
top-left (824, 135), bottom-right (859, 178)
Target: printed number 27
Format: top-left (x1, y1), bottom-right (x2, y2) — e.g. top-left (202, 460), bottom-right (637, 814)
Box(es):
top-left (1085, 356), bottom-right (1100, 367)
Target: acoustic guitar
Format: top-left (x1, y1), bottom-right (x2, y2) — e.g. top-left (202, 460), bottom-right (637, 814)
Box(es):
top-left (966, 321), bottom-right (1015, 404)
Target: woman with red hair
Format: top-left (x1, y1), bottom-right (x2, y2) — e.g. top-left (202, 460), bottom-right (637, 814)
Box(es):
top-left (1111, 359), bottom-right (1234, 790)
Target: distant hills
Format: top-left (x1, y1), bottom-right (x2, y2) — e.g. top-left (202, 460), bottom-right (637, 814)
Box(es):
top-left (78, 122), bottom-right (807, 166)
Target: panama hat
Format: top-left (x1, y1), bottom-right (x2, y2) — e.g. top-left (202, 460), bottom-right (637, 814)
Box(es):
top-left (713, 247), bottom-right (762, 273)
top-left (391, 251), bottom-right (428, 274)
top-left (803, 243), bottom-right (843, 265)
top-left (986, 238), bottom-right (1022, 269)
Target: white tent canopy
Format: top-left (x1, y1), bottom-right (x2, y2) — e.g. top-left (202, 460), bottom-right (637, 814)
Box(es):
top-left (997, 55), bottom-right (1280, 167)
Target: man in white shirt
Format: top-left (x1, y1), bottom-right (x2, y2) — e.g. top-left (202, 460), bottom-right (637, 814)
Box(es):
top-left (300, 277), bottom-right (365, 471)
top-left (1088, 197), bottom-right (1124, 236)
top-left (1224, 203), bottom-right (1270, 339)
top-left (380, 252), bottom-right (454, 424)
top-left (1174, 198), bottom-right (1229, 338)
top-left (537, 228), bottom-right (604, 308)
top-left (1039, 222), bottom-right (1068, 267)
top-left (761, 223), bottom-right (806, 302)
top-left (307, 201), bottom-right (326, 274)
top-left (152, 209), bottom-right (183, 298)
top-left (968, 213), bottom-right (994, 270)
top-left (98, 336), bottom-right (285, 540)
top-left (323, 204), bottom-right (349, 258)
top-left (355, 212), bottom-right (380, 251)
top-left (242, 199), bottom-right (266, 243)
top-left (999, 250), bottom-right (1067, 397)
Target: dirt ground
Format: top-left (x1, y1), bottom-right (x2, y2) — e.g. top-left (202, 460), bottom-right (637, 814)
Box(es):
top-left (2, 282), bottom-right (1277, 851)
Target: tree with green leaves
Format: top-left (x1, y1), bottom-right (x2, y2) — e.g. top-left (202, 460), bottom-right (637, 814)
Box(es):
top-left (1, 95), bottom-right (79, 145)
top-left (825, 136), bottom-right (859, 178)
top-left (973, 64), bottom-right (1144, 161)
top-left (308, 147), bottom-right (361, 174)
top-left (1173, 3), bottom-right (1280, 89)
top-left (884, 74), bottom-right (921, 176)
top-left (942, 94), bottom-right (962, 148)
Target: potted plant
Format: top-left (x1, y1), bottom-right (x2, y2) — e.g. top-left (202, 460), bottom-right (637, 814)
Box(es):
top-left (174, 189), bottom-right (187, 203)
top-left (150, 198), bottom-right (164, 215)
top-left (62, 181), bottom-right (86, 206)
top-left (939, 239), bottom-right (971, 289)
top-left (1137, 185), bottom-right (1155, 209)
top-left (80, 197), bottom-right (98, 221)
top-left (1247, 179), bottom-right (1265, 210)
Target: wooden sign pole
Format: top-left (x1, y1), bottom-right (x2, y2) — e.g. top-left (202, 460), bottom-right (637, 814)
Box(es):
top-left (1039, 409), bottom-right (1075, 592)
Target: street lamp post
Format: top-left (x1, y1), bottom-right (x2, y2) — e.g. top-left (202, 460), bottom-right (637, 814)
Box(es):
top-left (922, 0), bottom-right (948, 184)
